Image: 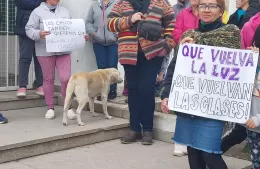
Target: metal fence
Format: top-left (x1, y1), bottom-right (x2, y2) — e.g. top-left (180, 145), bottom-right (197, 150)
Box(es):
top-left (0, 0), bottom-right (33, 91)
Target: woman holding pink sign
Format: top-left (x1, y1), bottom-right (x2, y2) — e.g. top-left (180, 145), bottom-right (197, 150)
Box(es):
top-left (25, 0), bottom-right (76, 120)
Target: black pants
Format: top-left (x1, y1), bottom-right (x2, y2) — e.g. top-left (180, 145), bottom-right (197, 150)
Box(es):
top-left (221, 124), bottom-right (247, 153)
top-left (188, 147), bottom-right (227, 169)
top-left (19, 36), bottom-right (43, 88)
top-left (123, 52), bottom-right (163, 132)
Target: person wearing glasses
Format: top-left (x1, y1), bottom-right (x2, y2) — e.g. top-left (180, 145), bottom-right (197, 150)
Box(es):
top-left (161, 0), bottom-right (236, 168)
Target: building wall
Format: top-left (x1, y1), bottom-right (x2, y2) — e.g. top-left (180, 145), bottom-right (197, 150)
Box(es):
top-left (0, 0), bottom-right (19, 88)
top-left (0, 0), bottom-right (237, 88)
top-left (56, 0), bottom-right (236, 86)
top-left (56, 0), bottom-right (125, 85)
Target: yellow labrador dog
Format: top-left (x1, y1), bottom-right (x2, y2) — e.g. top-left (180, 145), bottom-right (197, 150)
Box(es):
top-left (63, 68), bottom-right (123, 126)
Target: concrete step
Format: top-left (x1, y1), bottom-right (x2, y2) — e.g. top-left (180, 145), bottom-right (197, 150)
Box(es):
top-left (0, 90), bottom-right (174, 149)
top-left (0, 106), bottom-right (129, 164)
top-left (66, 96), bottom-right (176, 144)
top-left (0, 91), bottom-right (59, 111)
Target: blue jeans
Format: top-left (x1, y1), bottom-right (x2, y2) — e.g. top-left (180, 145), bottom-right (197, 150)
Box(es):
top-left (123, 52), bottom-right (163, 132)
top-left (19, 36), bottom-right (43, 88)
top-left (93, 43), bottom-right (118, 92)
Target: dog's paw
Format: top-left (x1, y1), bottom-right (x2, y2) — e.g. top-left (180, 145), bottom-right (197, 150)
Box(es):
top-left (78, 122), bottom-right (85, 126)
top-left (92, 113), bottom-right (99, 117)
top-left (62, 121), bottom-right (68, 126)
top-left (105, 115), bottom-right (113, 119)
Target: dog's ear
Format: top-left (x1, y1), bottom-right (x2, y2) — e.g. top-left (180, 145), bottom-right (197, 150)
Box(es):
top-left (110, 71), bottom-right (119, 83)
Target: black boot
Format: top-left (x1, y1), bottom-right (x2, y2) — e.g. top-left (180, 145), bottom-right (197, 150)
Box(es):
top-left (142, 131), bottom-right (153, 145)
top-left (108, 91), bottom-right (117, 100)
top-left (121, 131), bottom-right (142, 144)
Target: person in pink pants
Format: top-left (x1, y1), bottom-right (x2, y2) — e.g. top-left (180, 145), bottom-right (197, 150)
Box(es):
top-left (25, 0), bottom-right (76, 119)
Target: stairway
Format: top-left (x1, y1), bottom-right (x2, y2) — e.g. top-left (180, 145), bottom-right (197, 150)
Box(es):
top-left (0, 91), bottom-right (176, 164)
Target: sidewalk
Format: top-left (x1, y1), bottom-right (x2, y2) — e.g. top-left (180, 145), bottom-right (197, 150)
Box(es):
top-left (0, 140), bottom-right (251, 169)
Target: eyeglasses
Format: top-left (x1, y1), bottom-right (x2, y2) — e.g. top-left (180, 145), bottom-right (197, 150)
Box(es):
top-left (198, 3), bottom-right (220, 11)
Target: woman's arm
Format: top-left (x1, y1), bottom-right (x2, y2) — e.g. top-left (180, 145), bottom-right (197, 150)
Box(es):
top-left (107, 0), bottom-right (134, 32)
top-left (246, 96), bottom-right (260, 128)
top-left (161, 0), bottom-right (176, 51)
top-left (173, 11), bottom-right (184, 44)
top-left (240, 23), bottom-right (251, 49)
top-left (25, 10), bottom-right (41, 41)
top-left (161, 49), bottom-right (177, 100)
top-left (86, 5), bottom-right (96, 38)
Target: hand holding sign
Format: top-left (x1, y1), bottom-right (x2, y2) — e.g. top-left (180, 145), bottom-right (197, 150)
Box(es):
top-left (161, 98), bottom-right (169, 114)
top-left (84, 34), bottom-right (89, 41)
top-left (40, 31), bottom-right (51, 39)
top-left (180, 37), bottom-right (195, 44)
top-left (247, 46), bottom-right (259, 53)
top-left (246, 118), bottom-right (256, 129)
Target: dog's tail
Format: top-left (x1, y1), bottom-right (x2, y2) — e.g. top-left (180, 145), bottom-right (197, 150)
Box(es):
top-left (63, 75), bottom-right (77, 112)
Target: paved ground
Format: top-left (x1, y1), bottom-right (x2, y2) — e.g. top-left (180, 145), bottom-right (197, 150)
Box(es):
top-left (0, 140), bottom-right (251, 169)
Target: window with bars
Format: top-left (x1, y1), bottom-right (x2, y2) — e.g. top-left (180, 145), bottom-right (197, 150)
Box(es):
top-left (0, 0), bottom-right (19, 89)
top-left (0, 0), bottom-right (16, 34)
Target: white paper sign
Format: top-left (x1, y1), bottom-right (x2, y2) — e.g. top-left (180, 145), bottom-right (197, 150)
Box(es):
top-left (168, 44), bottom-right (259, 123)
top-left (43, 19), bottom-right (85, 52)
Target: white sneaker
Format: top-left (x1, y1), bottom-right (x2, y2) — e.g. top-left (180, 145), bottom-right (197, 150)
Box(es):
top-left (68, 109), bottom-right (76, 120)
top-left (182, 145), bottom-right (188, 155)
top-left (173, 143), bottom-right (187, 157)
top-left (45, 109), bottom-right (55, 119)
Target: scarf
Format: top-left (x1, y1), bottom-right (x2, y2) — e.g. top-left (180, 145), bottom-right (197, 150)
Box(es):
top-left (237, 9), bottom-right (246, 21)
top-left (128, 0), bottom-right (151, 32)
top-left (198, 18), bottom-right (224, 33)
top-left (45, 3), bottom-right (57, 12)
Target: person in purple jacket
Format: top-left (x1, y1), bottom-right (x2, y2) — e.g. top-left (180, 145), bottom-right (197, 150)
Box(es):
top-left (14, 0), bottom-right (44, 98)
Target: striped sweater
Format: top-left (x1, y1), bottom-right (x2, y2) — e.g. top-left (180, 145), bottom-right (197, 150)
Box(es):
top-left (107, 0), bottom-right (175, 65)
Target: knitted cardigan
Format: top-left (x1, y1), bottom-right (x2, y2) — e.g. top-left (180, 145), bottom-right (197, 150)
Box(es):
top-left (107, 0), bottom-right (175, 65)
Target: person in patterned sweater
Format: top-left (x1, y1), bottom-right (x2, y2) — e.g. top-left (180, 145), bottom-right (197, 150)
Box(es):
top-left (107, 0), bottom-right (175, 145)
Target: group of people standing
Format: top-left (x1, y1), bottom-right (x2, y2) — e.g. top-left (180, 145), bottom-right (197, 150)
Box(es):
top-left (1, 0), bottom-right (260, 168)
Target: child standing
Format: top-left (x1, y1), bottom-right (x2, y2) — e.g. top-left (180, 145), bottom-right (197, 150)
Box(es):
top-left (241, 13), bottom-right (260, 169)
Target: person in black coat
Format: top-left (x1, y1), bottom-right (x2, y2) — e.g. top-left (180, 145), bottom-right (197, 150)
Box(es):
top-left (15, 0), bottom-right (44, 98)
top-left (227, 0), bottom-right (249, 29)
top-left (241, 0), bottom-right (260, 26)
